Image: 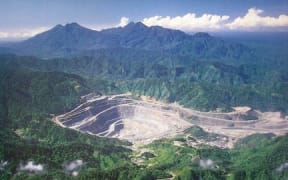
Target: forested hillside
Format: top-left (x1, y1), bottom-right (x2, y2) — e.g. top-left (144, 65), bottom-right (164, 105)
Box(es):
top-left (0, 23), bottom-right (287, 179)
top-left (1, 53), bottom-right (287, 112)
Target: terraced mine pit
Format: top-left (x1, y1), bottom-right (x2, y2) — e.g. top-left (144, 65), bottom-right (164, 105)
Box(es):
top-left (54, 93), bottom-right (192, 144)
top-left (54, 93), bottom-right (288, 147)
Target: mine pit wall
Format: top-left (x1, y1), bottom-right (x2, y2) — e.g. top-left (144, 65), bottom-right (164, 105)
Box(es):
top-left (118, 106), bottom-right (135, 119)
top-left (261, 123), bottom-right (288, 130)
top-left (89, 104), bottom-right (176, 137)
top-left (58, 95), bottom-right (258, 140)
top-left (52, 94), bottom-right (288, 149)
top-left (58, 97), bottom-right (133, 126)
top-left (188, 110), bottom-right (260, 121)
top-left (79, 107), bottom-right (122, 134)
top-left (62, 110), bottom-right (91, 126)
top-left (188, 116), bottom-right (258, 127)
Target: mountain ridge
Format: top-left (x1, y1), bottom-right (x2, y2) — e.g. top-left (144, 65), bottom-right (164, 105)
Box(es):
top-left (4, 22), bottom-right (253, 59)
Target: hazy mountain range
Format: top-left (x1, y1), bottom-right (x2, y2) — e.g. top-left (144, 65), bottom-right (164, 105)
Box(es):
top-left (1, 22), bottom-right (252, 60)
top-left (1, 21), bottom-right (288, 179)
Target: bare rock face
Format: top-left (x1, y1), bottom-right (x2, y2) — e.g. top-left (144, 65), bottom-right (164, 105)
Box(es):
top-left (54, 94), bottom-right (191, 143)
top-left (54, 94), bottom-right (288, 147)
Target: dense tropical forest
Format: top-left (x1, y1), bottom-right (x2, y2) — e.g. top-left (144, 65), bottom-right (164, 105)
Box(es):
top-left (0, 22), bottom-right (287, 179)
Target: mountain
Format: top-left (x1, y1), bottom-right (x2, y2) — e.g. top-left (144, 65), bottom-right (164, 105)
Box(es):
top-left (1, 53), bottom-right (287, 112)
top-left (101, 22), bottom-right (188, 50)
top-left (171, 32), bottom-right (252, 60)
top-left (8, 22), bottom-right (253, 60)
top-left (1, 23), bottom-right (288, 179)
top-left (13, 23), bottom-right (119, 57)
top-left (1, 53), bottom-right (288, 179)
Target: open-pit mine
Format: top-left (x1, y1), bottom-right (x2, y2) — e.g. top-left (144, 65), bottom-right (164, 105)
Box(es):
top-left (53, 93), bottom-right (288, 148)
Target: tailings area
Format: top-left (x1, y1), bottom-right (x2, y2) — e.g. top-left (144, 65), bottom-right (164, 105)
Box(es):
top-left (53, 93), bottom-right (288, 148)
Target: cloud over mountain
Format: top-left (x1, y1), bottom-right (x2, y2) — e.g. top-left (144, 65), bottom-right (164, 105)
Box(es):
top-left (0, 7), bottom-right (287, 40)
top-left (142, 13), bottom-right (230, 31)
top-left (227, 8), bottom-right (288, 30)
top-left (0, 26), bottom-right (50, 40)
top-left (142, 8), bottom-right (288, 32)
top-left (118, 17), bottom-right (130, 27)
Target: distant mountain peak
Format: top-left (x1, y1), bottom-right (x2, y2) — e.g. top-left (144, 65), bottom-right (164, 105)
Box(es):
top-left (52, 24), bottom-right (63, 30)
top-left (51, 23), bottom-right (87, 31)
top-left (135, 22), bottom-right (146, 27)
top-left (64, 22), bottom-right (82, 28)
top-left (11, 22), bottom-right (252, 60)
top-left (124, 22), bottom-right (147, 29)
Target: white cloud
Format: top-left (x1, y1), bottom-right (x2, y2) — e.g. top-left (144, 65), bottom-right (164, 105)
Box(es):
top-left (64, 159), bottom-right (84, 177)
top-left (88, 24), bottom-right (114, 31)
top-left (199, 159), bottom-right (215, 169)
top-left (142, 13), bottom-right (230, 31)
top-left (142, 8), bottom-right (288, 32)
top-left (0, 26), bottom-right (50, 40)
top-left (118, 17), bottom-right (129, 27)
top-left (88, 16), bottom-right (129, 31)
top-left (276, 162), bottom-right (288, 172)
top-left (19, 161), bottom-right (44, 173)
top-left (0, 161), bottom-right (8, 171)
top-left (65, 159), bottom-right (84, 171)
top-left (72, 171), bottom-right (79, 176)
top-left (1, 8), bottom-right (287, 40)
top-left (0, 16), bottom-right (129, 39)
top-left (227, 8), bottom-right (288, 30)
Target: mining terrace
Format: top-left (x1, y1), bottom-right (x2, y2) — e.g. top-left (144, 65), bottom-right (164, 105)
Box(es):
top-left (53, 93), bottom-right (288, 148)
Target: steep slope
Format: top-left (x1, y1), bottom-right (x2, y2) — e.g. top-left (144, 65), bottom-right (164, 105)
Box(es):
top-left (103, 23), bottom-right (252, 60)
top-left (101, 22), bottom-right (188, 50)
top-left (0, 68), bottom-right (140, 179)
top-left (13, 23), bottom-right (119, 57)
top-left (1, 54), bottom-right (287, 113)
top-left (172, 32), bottom-right (253, 60)
top-left (8, 22), bottom-right (253, 60)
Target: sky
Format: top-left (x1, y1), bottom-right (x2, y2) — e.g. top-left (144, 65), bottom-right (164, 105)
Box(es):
top-left (0, 0), bottom-right (288, 40)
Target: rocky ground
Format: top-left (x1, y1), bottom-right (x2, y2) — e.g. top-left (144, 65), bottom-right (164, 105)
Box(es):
top-left (54, 94), bottom-right (288, 148)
